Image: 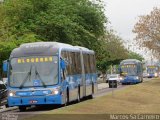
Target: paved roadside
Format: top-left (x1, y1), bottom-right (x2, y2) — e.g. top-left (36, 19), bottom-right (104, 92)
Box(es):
top-left (0, 106), bottom-right (17, 113)
top-left (98, 83), bottom-right (109, 90)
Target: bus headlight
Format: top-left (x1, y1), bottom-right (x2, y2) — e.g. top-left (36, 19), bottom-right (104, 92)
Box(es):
top-left (155, 73), bottom-right (158, 77)
top-left (52, 89), bottom-right (59, 95)
top-left (51, 87), bottom-right (60, 95)
top-left (136, 76), bottom-right (139, 79)
top-left (8, 91), bottom-right (15, 97)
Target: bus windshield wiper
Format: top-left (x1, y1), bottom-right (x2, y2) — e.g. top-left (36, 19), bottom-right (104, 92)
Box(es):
top-left (35, 66), bottom-right (46, 88)
top-left (19, 65), bottom-right (32, 89)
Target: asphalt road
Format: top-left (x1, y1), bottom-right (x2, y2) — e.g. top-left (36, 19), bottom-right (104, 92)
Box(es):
top-left (0, 78), bottom-right (151, 120)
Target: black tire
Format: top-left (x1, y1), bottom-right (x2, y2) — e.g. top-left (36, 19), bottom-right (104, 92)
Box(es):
top-left (77, 87), bottom-right (80, 103)
top-left (88, 94), bottom-right (93, 99)
top-left (141, 78), bottom-right (143, 83)
top-left (5, 104), bottom-right (9, 108)
top-left (19, 106), bottom-right (26, 112)
top-left (77, 91), bottom-right (80, 103)
top-left (65, 89), bottom-right (69, 106)
top-left (88, 84), bottom-right (93, 99)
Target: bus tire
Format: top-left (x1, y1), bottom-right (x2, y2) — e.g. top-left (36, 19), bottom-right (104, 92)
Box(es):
top-left (141, 78), bottom-right (143, 83)
top-left (92, 82), bottom-right (94, 94)
top-left (88, 84), bottom-right (93, 99)
top-left (77, 86), bottom-right (80, 103)
top-left (5, 104), bottom-right (9, 108)
top-left (65, 88), bottom-right (69, 106)
top-left (88, 94), bottom-right (93, 99)
top-left (19, 106), bottom-right (26, 112)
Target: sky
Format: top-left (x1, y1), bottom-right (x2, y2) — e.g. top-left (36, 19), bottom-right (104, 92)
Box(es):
top-left (102, 0), bottom-right (160, 60)
top-left (103, 0), bottom-right (160, 41)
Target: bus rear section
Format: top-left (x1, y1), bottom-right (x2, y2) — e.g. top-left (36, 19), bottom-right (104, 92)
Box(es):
top-left (119, 59), bottom-right (143, 84)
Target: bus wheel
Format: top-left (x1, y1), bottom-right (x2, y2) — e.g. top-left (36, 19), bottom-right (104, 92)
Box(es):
top-left (65, 90), bottom-right (69, 106)
top-left (77, 88), bottom-right (80, 103)
top-left (88, 94), bottom-right (93, 99)
top-left (88, 85), bottom-right (93, 99)
top-left (141, 78), bottom-right (143, 83)
top-left (5, 104), bottom-right (9, 108)
top-left (19, 106), bottom-right (26, 112)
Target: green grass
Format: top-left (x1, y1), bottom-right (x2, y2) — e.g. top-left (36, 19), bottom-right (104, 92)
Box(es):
top-left (24, 78), bottom-right (160, 120)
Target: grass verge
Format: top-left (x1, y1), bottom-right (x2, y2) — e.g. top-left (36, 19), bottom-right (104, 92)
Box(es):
top-left (24, 78), bottom-right (160, 120)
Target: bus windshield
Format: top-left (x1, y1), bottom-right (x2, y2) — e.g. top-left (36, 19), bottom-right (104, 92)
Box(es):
top-left (9, 56), bottom-right (58, 88)
top-left (121, 64), bottom-right (137, 76)
top-left (147, 68), bottom-right (157, 74)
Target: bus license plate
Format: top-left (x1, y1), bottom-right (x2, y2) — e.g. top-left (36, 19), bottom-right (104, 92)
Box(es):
top-left (30, 100), bottom-right (37, 104)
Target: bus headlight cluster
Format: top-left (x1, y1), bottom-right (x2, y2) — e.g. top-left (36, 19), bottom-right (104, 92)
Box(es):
top-left (8, 91), bottom-right (16, 97)
top-left (51, 87), bottom-right (60, 95)
top-left (53, 90), bottom-right (59, 95)
top-left (155, 73), bottom-right (158, 77)
top-left (136, 76), bottom-right (139, 79)
top-left (120, 77), bottom-right (123, 80)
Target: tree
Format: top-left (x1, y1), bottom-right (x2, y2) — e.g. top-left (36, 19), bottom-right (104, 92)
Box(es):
top-left (133, 7), bottom-right (160, 59)
top-left (128, 51), bottom-right (144, 61)
top-left (96, 30), bottom-right (128, 78)
top-left (0, 0), bottom-right (106, 47)
top-left (0, 0), bottom-right (107, 73)
top-left (0, 0), bottom-right (129, 76)
top-left (0, 33), bottom-right (40, 73)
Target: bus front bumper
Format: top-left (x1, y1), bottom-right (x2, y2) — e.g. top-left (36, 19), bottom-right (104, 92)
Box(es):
top-left (8, 94), bottom-right (63, 107)
top-left (148, 74), bottom-right (156, 78)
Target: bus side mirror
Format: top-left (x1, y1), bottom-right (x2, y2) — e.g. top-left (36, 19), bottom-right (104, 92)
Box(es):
top-left (118, 66), bottom-right (123, 75)
top-left (3, 60), bottom-right (8, 73)
top-left (118, 66), bottom-right (121, 72)
top-left (60, 59), bottom-right (66, 70)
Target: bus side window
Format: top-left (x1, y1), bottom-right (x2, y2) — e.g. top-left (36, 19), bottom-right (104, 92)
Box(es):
top-left (68, 52), bottom-right (72, 75)
top-left (77, 52), bottom-right (81, 74)
top-left (73, 52), bottom-right (76, 74)
top-left (90, 54), bottom-right (94, 73)
top-left (84, 54), bottom-right (90, 74)
top-left (70, 52), bottom-right (75, 75)
top-left (87, 54), bottom-right (91, 74)
top-left (75, 52), bottom-right (78, 74)
top-left (83, 54), bottom-right (87, 74)
top-left (137, 64), bottom-right (140, 73)
top-left (93, 55), bottom-right (96, 73)
top-left (61, 51), bottom-right (68, 81)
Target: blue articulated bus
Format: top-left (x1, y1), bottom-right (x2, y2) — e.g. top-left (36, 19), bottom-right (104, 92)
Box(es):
top-left (3, 42), bottom-right (97, 111)
top-left (146, 65), bottom-right (159, 78)
top-left (119, 59), bottom-right (143, 84)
